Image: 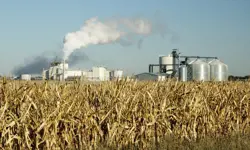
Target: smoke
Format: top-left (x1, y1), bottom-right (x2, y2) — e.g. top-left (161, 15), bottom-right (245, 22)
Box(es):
top-left (12, 56), bottom-right (50, 75)
top-left (63, 17), bottom-right (124, 60)
top-left (67, 49), bottom-right (90, 65)
top-left (12, 50), bottom-right (90, 75)
top-left (62, 16), bottom-right (172, 60)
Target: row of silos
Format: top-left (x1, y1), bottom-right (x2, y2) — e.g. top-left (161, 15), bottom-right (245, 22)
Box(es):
top-left (179, 59), bottom-right (228, 81)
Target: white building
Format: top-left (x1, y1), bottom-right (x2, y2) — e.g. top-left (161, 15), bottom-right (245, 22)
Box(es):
top-left (110, 70), bottom-right (123, 80)
top-left (86, 66), bottom-right (110, 81)
top-left (64, 70), bottom-right (82, 79)
top-left (42, 62), bottom-right (122, 82)
top-left (20, 74), bottom-right (31, 81)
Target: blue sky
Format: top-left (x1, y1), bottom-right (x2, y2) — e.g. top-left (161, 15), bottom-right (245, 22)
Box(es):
top-left (0, 0), bottom-right (249, 76)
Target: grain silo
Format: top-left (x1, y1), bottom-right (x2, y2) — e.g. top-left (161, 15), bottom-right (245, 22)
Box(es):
top-left (209, 59), bottom-right (228, 81)
top-left (188, 59), bottom-right (210, 81)
top-left (178, 65), bottom-right (188, 81)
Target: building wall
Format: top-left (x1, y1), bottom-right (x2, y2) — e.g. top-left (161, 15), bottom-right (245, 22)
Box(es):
top-left (135, 73), bottom-right (166, 81)
top-left (135, 73), bottom-right (158, 81)
top-left (110, 70), bottom-right (123, 80)
top-left (105, 70), bottom-right (110, 81)
top-left (65, 70), bottom-right (82, 79)
top-left (92, 67), bottom-right (108, 81)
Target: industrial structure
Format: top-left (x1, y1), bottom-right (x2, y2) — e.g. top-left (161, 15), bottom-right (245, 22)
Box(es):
top-left (41, 60), bottom-right (124, 81)
top-left (15, 49), bottom-right (228, 82)
top-left (20, 74), bottom-right (31, 81)
top-left (145, 49), bottom-right (228, 81)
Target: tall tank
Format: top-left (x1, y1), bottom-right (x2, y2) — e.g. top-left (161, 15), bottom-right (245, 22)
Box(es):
top-left (179, 65), bottom-right (187, 81)
top-left (159, 54), bottom-right (174, 74)
top-left (188, 59), bottom-right (210, 81)
top-left (21, 74), bottom-right (31, 81)
top-left (209, 59), bottom-right (228, 81)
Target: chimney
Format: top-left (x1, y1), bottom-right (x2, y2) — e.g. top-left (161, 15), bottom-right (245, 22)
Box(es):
top-left (62, 59), bottom-right (65, 81)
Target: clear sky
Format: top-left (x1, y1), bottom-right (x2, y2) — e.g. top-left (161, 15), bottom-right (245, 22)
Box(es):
top-left (0, 0), bottom-right (249, 76)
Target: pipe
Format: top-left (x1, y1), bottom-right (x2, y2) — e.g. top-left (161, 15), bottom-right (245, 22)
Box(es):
top-left (148, 64), bottom-right (180, 73)
top-left (180, 56), bottom-right (218, 59)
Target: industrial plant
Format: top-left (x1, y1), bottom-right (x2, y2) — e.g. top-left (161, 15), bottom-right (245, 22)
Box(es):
top-left (39, 61), bottom-right (124, 82)
top-left (136, 49), bottom-right (228, 81)
top-left (16, 49), bottom-right (228, 82)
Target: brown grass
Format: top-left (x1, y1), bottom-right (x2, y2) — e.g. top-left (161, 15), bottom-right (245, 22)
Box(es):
top-left (0, 79), bottom-right (250, 149)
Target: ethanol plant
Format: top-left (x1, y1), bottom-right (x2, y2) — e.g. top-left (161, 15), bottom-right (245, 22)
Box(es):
top-left (42, 60), bottom-right (124, 81)
top-left (148, 49), bottom-right (228, 81)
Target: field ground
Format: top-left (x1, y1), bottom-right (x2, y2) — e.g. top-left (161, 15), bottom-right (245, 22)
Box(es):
top-left (0, 79), bottom-right (250, 149)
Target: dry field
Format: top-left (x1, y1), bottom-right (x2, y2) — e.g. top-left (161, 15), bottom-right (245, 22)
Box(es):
top-left (0, 78), bottom-right (250, 149)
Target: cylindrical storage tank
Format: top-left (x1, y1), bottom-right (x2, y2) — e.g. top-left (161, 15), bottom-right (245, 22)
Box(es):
top-left (21, 74), bottom-right (31, 81)
top-left (188, 59), bottom-right (210, 81)
top-left (209, 59), bottom-right (228, 81)
top-left (179, 65), bottom-right (187, 81)
top-left (159, 54), bottom-right (174, 74)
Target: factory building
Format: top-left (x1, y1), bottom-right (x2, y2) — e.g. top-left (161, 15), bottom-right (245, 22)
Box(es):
top-left (42, 62), bottom-right (123, 81)
top-left (85, 66), bottom-right (110, 81)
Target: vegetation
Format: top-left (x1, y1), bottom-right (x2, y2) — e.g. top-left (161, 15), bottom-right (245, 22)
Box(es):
top-left (0, 79), bottom-right (250, 149)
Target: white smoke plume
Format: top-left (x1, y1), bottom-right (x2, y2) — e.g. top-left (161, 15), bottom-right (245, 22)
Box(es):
top-left (63, 16), bottom-right (173, 60)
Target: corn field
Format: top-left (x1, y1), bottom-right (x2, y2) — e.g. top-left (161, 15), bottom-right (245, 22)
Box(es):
top-left (0, 79), bottom-right (250, 149)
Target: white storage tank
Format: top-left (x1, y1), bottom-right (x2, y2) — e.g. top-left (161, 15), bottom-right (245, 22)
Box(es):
top-left (159, 54), bottom-right (174, 74)
top-left (21, 74), bottom-right (31, 81)
top-left (209, 59), bottom-right (228, 81)
top-left (179, 65), bottom-right (187, 81)
top-left (188, 59), bottom-right (210, 81)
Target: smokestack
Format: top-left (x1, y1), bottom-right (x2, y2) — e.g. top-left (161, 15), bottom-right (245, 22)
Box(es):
top-left (62, 59), bottom-right (65, 81)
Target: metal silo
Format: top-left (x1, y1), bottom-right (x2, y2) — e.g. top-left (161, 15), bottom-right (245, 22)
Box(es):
top-left (159, 54), bottom-right (173, 74)
top-left (188, 59), bottom-right (210, 81)
top-left (178, 65), bottom-right (187, 81)
top-left (209, 59), bottom-right (228, 81)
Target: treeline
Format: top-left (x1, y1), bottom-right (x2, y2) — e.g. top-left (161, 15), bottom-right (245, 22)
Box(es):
top-left (228, 75), bottom-right (250, 81)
